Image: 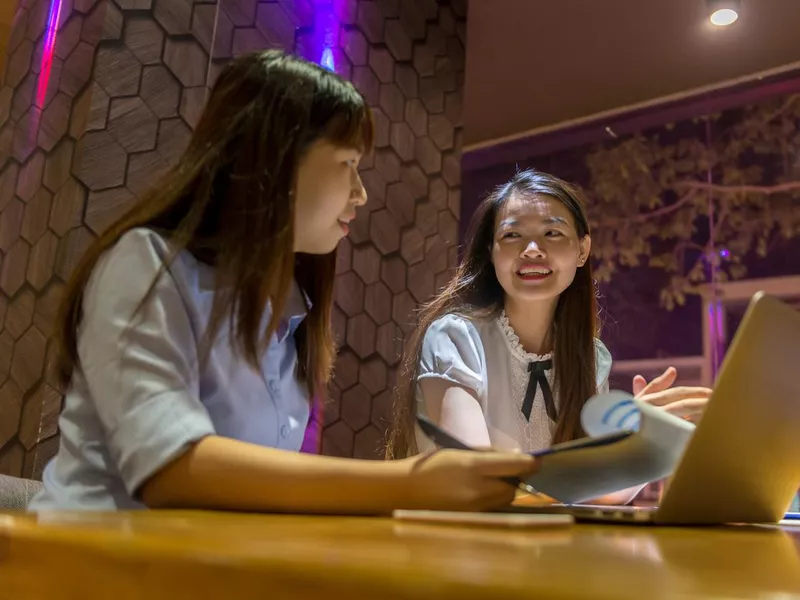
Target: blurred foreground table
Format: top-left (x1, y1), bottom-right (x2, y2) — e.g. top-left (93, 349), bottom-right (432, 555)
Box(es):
top-left (1, 509), bottom-right (800, 599)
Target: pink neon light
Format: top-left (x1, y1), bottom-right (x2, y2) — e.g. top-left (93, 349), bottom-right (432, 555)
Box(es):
top-left (35, 0), bottom-right (64, 108)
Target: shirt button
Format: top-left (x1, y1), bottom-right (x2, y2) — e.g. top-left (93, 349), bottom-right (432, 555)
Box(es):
top-left (280, 425), bottom-right (289, 438)
top-left (268, 380), bottom-right (278, 394)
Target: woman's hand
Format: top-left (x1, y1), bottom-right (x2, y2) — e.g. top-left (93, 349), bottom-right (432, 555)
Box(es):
top-left (402, 449), bottom-right (540, 512)
top-left (632, 367), bottom-right (712, 422)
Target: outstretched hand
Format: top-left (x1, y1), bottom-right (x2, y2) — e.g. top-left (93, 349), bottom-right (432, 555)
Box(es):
top-left (631, 367), bottom-right (712, 422)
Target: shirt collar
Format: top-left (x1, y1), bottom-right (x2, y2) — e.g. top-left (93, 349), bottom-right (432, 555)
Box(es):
top-left (279, 280), bottom-right (310, 342)
top-left (198, 261), bottom-right (310, 343)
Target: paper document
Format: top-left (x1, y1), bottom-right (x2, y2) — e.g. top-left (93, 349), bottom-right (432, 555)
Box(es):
top-left (525, 391), bottom-right (696, 504)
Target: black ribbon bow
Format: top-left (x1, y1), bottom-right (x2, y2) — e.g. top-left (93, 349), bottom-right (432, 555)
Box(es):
top-left (521, 360), bottom-right (556, 422)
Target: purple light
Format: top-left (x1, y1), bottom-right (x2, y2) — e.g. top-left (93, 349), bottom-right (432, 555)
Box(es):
top-left (320, 47), bottom-right (335, 71)
top-left (719, 248), bottom-right (730, 259)
top-left (304, 4), bottom-right (340, 73)
top-left (707, 299), bottom-right (725, 381)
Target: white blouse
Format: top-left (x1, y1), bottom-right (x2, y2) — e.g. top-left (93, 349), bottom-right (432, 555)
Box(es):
top-left (415, 312), bottom-right (612, 454)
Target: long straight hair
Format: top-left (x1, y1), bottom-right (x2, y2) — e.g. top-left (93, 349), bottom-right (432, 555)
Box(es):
top-left (55, 50), bottom-right (374, 398)
top-left (386, 169), bottom-right (598, 458)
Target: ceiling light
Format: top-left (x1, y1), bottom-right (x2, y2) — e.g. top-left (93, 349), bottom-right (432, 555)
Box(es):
top-left (707, 0), bottom-right (741, 26)
top-left (710, 8), bottom-right (738, 25)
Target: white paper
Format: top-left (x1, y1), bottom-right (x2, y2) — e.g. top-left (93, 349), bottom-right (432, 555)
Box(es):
top-left (524, 391), bottom-right (696, 504)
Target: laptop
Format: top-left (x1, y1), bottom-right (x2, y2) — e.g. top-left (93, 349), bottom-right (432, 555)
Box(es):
top-left (511, 291), bottom-right (800, 525)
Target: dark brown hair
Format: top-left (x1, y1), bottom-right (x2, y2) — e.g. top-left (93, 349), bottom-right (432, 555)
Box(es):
top-left (386, 169), bottom-right (598, 458)
top-left (56, 50), bottom-right (374, 398)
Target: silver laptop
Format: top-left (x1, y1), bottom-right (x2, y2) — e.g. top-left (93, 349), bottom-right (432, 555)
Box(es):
top-left (518, 292), bottom-right (800, 525)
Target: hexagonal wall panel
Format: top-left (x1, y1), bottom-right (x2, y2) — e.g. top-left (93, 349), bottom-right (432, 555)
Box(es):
top-left (74, 131), bottom-right (128, 191)
top-left (107, 97), bottom-right (159, 153)
top-left (346, 313), bottom-right (377, 359)
top-left (94, 46), bottom-right (142, 97)
top-left (340, 383), bottom-right (372, 431)
top-left (353, 425), bottom-right (384, 459)
top-left (352, 245), bottom-right (381, 285)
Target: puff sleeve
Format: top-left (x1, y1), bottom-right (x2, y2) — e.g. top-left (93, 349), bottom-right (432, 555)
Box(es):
top-left (417, 314), bottom-right (487, 398)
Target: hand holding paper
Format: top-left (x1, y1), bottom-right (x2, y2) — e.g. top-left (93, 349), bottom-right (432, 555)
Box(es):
top-left (523, 391), bottom-right (697, 504)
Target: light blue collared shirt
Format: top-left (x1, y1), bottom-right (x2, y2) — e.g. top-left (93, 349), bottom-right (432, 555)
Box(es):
top-left (29, 228), bottom-right (311, 511)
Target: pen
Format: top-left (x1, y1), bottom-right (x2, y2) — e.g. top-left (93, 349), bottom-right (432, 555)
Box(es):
top-left (416, 414), bottom-right (540, 496)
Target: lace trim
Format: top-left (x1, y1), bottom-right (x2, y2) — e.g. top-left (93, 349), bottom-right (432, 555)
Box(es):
top-left (496, 310), bottom-right (553, 363)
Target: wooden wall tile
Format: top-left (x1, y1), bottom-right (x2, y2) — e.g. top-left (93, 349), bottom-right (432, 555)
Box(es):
top-left (85, 186), bottom-right (137, 234)
top-left (26, 230), bottom-right (59, 292)
top-left (43, 139), bottom-right (75, 193)
top-left (334, 271), bottom-right (365, 317)
top-left (375, 321), bottom-right (401, 366)
top-left (0, 380), bottom-right (23, 448)
top-left (399, 227), bottom-right (424, 265)
top-left (352, 424), bottom-right (382, 459)
top-left (0, 240), bottom-right (31, 296)
top-left (4, 289), bottom-right (34, 340)
top-left (20, 187), bottom-right (52, 244)
top-left (385, 180), bottom-right (414, 225)
top-left (352, 244), bottom-right (381, 284)
top-left (18, 382), bottom-right (61, 450)
top-left (124, 15), bottom-right (165, 65)
top-left (0, 198), bottom-right (24, 253)
top-left (341, 28), bottom-right (367, 66)
top-left (340, 383), bottom-right (371, 430)
top-left (401, 164), bottom-right (428, 200)
top-left (358, 356), bottom-right (387, 395)
top-left (153, 0), bottom-right (193, 35)
top-left (380, 255), bottom-right (406, 294)
top-left (9, 325), bottom-right (46, 392)
top-left (346, 313), bottom-right (377, 359)
top-left (107, 97), bottom-right (159, 152)
top-left (389, 121), bottom-right (414, 162)
top-left (363, 281), bottom-right (391, 325)
top-left (360, 168), bottom-right (387, 207)
top-left (407, 261), bottom-right (434, 303)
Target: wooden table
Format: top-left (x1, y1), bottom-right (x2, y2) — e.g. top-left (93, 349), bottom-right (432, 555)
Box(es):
top-left (1, 510), bottom-right (800, 600)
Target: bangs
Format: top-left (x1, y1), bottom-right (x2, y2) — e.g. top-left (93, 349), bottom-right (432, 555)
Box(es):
top-left (307, 65), bottom-right (374, 154)
top-left (322, 103), bottom-right (375, 155)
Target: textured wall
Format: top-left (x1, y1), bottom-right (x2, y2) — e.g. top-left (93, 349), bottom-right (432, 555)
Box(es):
top-left (0, 0), bottom-right (215, 479)
top-left (0, 0), bottom-right (466, 478)
top-left (319, 1), bottom-right (466, 459)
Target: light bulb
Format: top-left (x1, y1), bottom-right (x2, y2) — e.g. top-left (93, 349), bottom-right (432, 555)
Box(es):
top-left (709, 7), bottom-right (739, 26)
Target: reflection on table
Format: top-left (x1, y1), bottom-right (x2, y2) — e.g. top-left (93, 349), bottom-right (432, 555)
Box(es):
top-left (1, 510), bottom-right (799, 600)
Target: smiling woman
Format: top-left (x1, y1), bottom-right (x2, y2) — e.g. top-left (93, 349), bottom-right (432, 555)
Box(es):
top-left (387, 169), bottom-right (603, 458)
top-left (387, 168), bottom-right (713, 506)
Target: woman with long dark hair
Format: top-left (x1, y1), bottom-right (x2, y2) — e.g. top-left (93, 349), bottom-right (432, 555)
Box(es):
top-left (28, 50), bottom-right (537, 514)
top-left (387, 169), bottom-right (710, 504)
